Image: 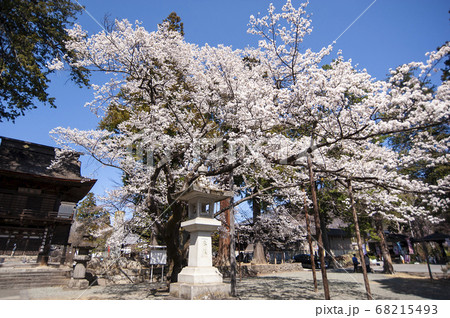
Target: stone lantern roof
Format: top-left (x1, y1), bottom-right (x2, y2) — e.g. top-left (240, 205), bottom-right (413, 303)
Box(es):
top-left (175, 174), bottom-right (233, 203)
top-left (174, 174), bottom-right (233, 220)
top-left (68, 219), bottom-right (97, 249)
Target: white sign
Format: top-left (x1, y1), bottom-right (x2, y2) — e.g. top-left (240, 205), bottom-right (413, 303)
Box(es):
top-left (150, 249), bottom-right (167, 265)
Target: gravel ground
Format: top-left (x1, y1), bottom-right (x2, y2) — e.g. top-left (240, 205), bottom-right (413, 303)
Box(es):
top-left (1, 268), bottom-right (448, 300)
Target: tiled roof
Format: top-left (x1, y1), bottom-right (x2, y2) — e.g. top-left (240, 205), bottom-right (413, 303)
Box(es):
top-left (0, 136), bottom-right (85, 181)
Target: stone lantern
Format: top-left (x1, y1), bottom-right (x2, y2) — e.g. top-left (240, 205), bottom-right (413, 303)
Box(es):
top-left (170, 170), bottom-right (233, 299)
top-left (68, 239), bottom-right (95, 289)
top-left (67, 220), bottom-right (96, 289)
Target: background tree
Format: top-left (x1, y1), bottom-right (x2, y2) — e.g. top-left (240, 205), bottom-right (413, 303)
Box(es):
top-left (75, 192), bottom-right (112, 251)
top-left (98, 11), bottom-right (184, 132)
top-left (381, 51), bottom-right (450, 236)
top-left (0, 0), bottom-right (89, 122)
top-left (161, 12), bottom-right (184, 36)
top-left (236, 207), bottom-right (304, 261)
top-left (314, 179), bottom-right (350, 268)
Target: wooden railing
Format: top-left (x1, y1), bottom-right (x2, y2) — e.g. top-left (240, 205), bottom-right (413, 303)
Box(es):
top-left (0, 209), bottom-right (71, 220)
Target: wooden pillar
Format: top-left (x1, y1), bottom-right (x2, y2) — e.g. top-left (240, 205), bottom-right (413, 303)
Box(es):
top-left (22, 234), bottom-right (30, 256)
top-left (60, 244), bottom-right (67, 265)
top-left (37, 227), bottom-right (48, 265)
top-left (5, 234), bottom-right (11, 255)
top-left (37, 225), bottom-right (54, 266)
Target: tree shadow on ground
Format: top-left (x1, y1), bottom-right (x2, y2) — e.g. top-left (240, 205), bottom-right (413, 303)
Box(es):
top-left (88, 282), bottom-right (169, 300)
top-left (372, 277), bottom-right (450, 300)
top-left (235, 276), bottom-right (374, 300)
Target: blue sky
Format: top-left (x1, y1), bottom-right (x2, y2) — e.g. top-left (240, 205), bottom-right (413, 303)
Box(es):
top-left (0, 0), bottom-right (448, 199)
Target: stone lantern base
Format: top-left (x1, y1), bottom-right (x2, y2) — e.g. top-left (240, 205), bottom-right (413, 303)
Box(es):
top-left (177, 266), bottom-right (223, 283)
top-left (68, 278), bottom-right (90, 289)
top-left (169, 217), bottom-right (231, 299)
top-left (170, 265), bottom-right (231, 299)
top-left (170, 282), bottom-right (231, 300)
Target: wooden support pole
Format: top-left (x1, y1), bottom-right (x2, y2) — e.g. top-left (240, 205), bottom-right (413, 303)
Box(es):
top-left (307, 154), bottom-right (330, 300)
top-left (421, 242), bottom-right (433, 280)
top-left (302, 187), bottom-right (318, 292)
top-left (347, 179), bottom-right (373, 300)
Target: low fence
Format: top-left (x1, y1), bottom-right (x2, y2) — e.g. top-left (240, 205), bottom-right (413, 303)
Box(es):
top-left (218, 263), bottom-right (304, 278)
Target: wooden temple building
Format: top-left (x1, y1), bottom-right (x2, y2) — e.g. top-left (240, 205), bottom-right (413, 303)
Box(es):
top-left (0, 136), bottom-right (96, 264)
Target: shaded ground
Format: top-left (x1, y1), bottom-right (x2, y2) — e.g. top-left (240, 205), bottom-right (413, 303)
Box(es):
top-left (1, 269), bottom-right (448, 300)
top-left (0, 282), bottom-right (171, 300)
top-left (234, 271), bottom-right (450, 300)
top-left (234, 276), bottom-right (366, 300)
top-left (235, 276), bottom-right (368, 300)
top-left (371, 273), bottom-right (450, 300)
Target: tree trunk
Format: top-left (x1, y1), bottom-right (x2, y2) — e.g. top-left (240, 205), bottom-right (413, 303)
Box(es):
top-left (165, 203), bottom-right (184, 283)
top-left (252, 242), bottom-right (267, 264)
top-left (416, 222), bottom-right (433, 280)
top-left (307, 154), bottom-right (330, 300)
top-left (251, 189), bottom-right (267, 264)
top-left (303, 188), bottom-right (318, 292)
top-left (216, 199), bottom-right (231, 267)
top-left (374, 214), bottom-right (395, 274)
top-left (347, 179), bottom-right (372, 300)
top-left (229, 196), bottom-right (237, 296)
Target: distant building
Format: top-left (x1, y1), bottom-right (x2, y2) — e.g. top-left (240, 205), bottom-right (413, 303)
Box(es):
top-left (0, 136), bottom-right (96, 264)
top-left (323, 218), bottom-right (354, 257)
top-left (295, 217), bottom-right (353, 257)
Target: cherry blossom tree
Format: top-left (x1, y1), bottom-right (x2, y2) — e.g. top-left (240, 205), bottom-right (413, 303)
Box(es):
top-left (50, 18), bottom-right (286, 281)
top-left (50, 1), bottom-right (449, 293)
top-left (237, 206), bottom-right (305, 257)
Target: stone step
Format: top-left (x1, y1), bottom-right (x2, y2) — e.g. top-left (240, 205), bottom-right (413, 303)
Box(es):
top-left (0, 279), bottom-right (70, 289)
top-left (0, 275), bottom-right (70, 281)
top-left (0, 268), bottom-right (71, 275)
top-left (0, 256), bottom-right (37, 264)
top-left (0, 258), bottom-right (68, 266)
top-left (0, 266), bottom-right (72, 289)
top-left (0, 272), bottom-right (70, 279)
top-left (0, 278), bottom-right (71, 289)
top-left (0, 263), bottom-right (39, 269)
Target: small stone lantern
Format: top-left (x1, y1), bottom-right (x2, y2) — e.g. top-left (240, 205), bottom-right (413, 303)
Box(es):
top-left (170, 170), bottom-right (233, 299)
top-left (68, 238), bottom-right (95, 289)
top-left (67, 220), bottom-right (96, 289)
